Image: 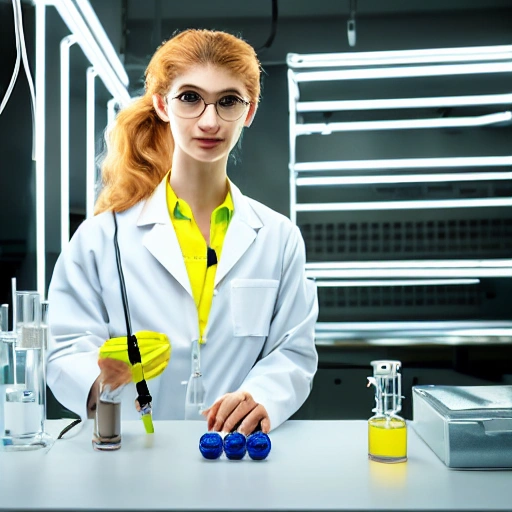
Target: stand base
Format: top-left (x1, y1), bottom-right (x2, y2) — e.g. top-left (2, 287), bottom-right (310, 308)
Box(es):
top-left (1, 431), bottom-right (54, 452)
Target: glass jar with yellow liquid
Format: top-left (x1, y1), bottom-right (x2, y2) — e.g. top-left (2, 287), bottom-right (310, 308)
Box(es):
top-left (367, 360), bottom-right (407, 463)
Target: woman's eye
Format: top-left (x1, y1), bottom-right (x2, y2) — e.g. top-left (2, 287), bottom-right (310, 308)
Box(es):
top-left (218, 95), bottom-right (241, 108)
top-left (179, 92), bottom-right (201, 103)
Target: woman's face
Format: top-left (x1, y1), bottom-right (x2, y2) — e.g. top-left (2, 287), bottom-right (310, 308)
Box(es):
top-left (155, 64), bottom-right (256, 165)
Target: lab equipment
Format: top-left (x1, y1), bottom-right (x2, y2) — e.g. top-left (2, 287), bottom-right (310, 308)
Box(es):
top-left (199, 432), bottom-right (223, 459)
top-left (1, 291), bottom-right (52, 450)
top-left (367, 360), bottom-right (407, 463)
top-left (246, 431), bottom-right (271, 460)
top-left (0, 304), bottom-right (8, 331)
top-left (223, 431), bottom-right (247, 460)
top-left (92, 383), bottom-right (122, 451)
top-left (185, 338), bottom-right (206, 420)
top-left (412, 385), bottom-right (512, 468)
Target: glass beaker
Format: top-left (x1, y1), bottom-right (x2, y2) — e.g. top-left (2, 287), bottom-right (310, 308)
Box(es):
top-left (92, 383), bottom-right (122, 451)
top-left (367, 360), bottom-right (407, 463)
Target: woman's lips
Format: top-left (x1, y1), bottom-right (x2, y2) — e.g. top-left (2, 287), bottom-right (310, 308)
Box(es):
top-left (195, 138), bottom-right (223, 148)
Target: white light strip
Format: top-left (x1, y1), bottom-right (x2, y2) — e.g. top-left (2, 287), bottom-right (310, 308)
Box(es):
top-left (35, 2), bottom-right (46, 299)
top-left (316, 320), bottom-right (512, 331)
top-left (315, 279), bottom-right (480, 287)
top-left (306, 268), bottom-right (512, 279)
top-left (75, 0), bottom-right (129, 86)
top-left (60, 35), bottom-right (75, 249)
top-left (50, 0), bottom-right (130, 105)
top-left (296, 198), bottom-right (512, 212)
top-left (305, 259), bottom-right (512, 270)
top-left (296, 171), bottom-right (512, 187)
top-left (296, 112), bottom-right (512, 135)
top-left (294, 62), bottom-right (512, 82)
top-left (297, 93), bottom-right (512, 113)
top-left (294, 156), bottom-right (512, 172)
top-left (86, 67), bottom-right (97, 219)
top-left (287, 45), bottom-right (512, 68)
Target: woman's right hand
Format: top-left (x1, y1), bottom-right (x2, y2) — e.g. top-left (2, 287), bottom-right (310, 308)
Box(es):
top-left (87, 358), bottom-right (132, 418)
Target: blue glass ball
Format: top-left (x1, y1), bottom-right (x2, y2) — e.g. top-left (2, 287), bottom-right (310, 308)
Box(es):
top-left (199, 432), bottom-right (223, 460)
top-left (246, 432), bottom-right (271, 460)
top-left (223, 432), bottom-right (247, 460)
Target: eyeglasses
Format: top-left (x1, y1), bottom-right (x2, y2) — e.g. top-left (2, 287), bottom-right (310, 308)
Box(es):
top-left (170, 91), bottom-right (250, 122)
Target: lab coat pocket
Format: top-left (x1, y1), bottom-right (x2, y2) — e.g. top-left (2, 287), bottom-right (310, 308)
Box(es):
top-left (231, 279), bottom-right (279, 337)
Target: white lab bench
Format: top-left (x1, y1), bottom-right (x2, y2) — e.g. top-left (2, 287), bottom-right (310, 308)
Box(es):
top-left (0, 420), bottom-right (509, 511)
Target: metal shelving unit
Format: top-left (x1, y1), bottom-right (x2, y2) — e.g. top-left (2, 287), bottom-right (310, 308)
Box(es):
top-left (287, 45), bottom-right (512, 343)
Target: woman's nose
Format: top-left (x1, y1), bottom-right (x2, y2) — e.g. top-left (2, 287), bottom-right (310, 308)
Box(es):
top-left (198, 103), bottom-right (220, 130)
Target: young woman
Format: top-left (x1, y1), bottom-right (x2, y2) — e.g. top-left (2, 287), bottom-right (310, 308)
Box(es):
top-left (47, 29), bottom-right (318, 435)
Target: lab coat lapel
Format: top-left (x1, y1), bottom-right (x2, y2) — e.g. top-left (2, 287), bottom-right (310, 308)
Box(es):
top-left (215, 182), bottom-right (263, 286)
top-left (137, 178), bottom-right (193, 297)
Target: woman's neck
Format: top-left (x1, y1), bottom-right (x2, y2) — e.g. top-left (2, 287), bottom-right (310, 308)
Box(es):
top-left (169, 151), bottom-right (229, 217)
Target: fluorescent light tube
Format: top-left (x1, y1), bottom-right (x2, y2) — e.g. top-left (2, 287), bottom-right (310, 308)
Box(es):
top-left (297, 94), bottom-right (512, 113)
top-left (60, 35), bottom-right (75, 249)
top-left (35, 1), bottom-right (46, 298)
top-left (315, 279), bottom-right (480, 287)
top-left (294, 156), bottom-right (512, 172)
top-left (49, 0), bottom-right (130, 105)
top-left (305, 259), bottom-right (512, 270)
top-left (306, 268), bottom-right (512, 279)
top-left (316, 320), bottom-right (512, 331)
top-left (86, 67), bottom-right (97, 219)
top-left (294, 62), bottom-right (512, 83)
top-left (295, 111), bottom-right (512, 135)
top-left (75, 0), bottom-right (129, 86)
top-left (287, 45), bottom-right (512, 68)
top-left (296, 172), bottom-right (512, 187)
top-left (296, 198), bottom-right (512, 212)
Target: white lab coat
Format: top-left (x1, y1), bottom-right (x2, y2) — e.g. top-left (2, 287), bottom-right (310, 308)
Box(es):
top-left (47, 177), bottom-right (318, 430)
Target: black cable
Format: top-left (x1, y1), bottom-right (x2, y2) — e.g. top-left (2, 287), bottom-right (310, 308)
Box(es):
top-left (57, 419), bottom-right (82, 439)
top-left (256, 0), bottom-right (278, 52)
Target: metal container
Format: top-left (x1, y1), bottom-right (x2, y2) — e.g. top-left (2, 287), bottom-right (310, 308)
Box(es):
top-left (412, 385), bottom-right (512, 468)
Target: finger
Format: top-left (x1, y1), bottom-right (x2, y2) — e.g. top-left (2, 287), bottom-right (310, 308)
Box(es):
top-left (205, 396), bottom-right (226, 431)
top-left (222, 398), bottom-right (258, 433)
top-left (260, 416), bottom-right (271, 434)
top-left (238, 405), bottom-right (269, 436)
top-left (213, 393), bottom-right (247, 432)
top-left (98, 358), bottom-right (132, 389)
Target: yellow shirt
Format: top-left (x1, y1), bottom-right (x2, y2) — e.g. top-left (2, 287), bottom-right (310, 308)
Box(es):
top-left (166, 179), bottom-right (233, 344)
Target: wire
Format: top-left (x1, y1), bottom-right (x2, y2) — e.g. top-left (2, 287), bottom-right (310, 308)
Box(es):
top-left (14, 0), bottom-right (37, 159)
top-left (0, 0), bottom-right (21, 115)
top-left (57, 419), bottom-right (83, 439)
top-left (256, 0), bottom-right (278, 53)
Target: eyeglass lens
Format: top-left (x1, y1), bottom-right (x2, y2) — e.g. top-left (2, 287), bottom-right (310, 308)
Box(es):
top-left (171, 92), bottom-right (248, 121)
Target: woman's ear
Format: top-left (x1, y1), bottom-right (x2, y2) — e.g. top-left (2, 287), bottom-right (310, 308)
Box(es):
top-left (244, 102), bottom-right (258, 128)
top-left (153, 94), bottom-right (170, 122)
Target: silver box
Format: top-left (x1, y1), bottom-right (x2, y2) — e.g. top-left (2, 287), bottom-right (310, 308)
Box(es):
top-left (412, 385), bottom-right (512, 469)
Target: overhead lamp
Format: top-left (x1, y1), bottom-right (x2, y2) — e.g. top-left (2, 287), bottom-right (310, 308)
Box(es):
top-left (294, 156), bottom-right (512, 172)
top-left (296, 197), bottom-right (512, 212)
top-left (315, 320), bottom-right (512, 331)
top-left (287, 45), bottom-right (512, 68)
top-left (295, 111), bottom-right (512, 135)
top-left (45, 0), bottom-right (130, 105)
top-left (305, 259), bottom-right (512, 270)
top-left (296, 171), bottom-right (512, 187)
top-left (315, 279), bottom-right (480, 287)
top-left (294, 62), bottom-right (512, 83)
top-left (75, 0), bottom-right (129, 86)
top-left (297, 93), bottom-right (512, 113)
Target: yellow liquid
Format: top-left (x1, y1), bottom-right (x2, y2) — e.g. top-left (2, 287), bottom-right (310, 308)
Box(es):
top-left (368, 417), bottom-right (407, 462)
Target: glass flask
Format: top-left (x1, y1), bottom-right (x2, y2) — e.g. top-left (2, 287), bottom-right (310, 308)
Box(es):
top-left (184, 339), bottom-right (206, 420)
top-left (367, 360), bottom-right (407, 463)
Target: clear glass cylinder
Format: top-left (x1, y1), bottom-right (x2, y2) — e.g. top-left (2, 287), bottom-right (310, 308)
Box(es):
top-left (367, 360), bottom-right (407, 463)
top-left (0, 330), bottom-right (51, 450)
top-left (92, 383), bottom-right (122, 451)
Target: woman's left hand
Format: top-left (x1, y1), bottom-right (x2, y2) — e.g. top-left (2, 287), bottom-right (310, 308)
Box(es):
top-left (202, 391), bottom-right (270, 435)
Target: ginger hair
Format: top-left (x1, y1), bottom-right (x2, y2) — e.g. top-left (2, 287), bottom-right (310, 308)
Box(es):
top-left (95, 29), bottom-right (261, 214)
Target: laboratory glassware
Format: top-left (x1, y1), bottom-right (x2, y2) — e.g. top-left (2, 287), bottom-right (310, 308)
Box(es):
top-left (367, 360), bottom-right (407, 463)
top-left (92, 383), bottom-right (122, 451)
top-left (1, 291), bottom-right (52, 450)
top-left (184, 339), bottom-right (206, 420)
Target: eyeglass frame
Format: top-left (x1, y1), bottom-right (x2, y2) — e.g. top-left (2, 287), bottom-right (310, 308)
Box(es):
top-left (168, 92), bottom-right (251, 122)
